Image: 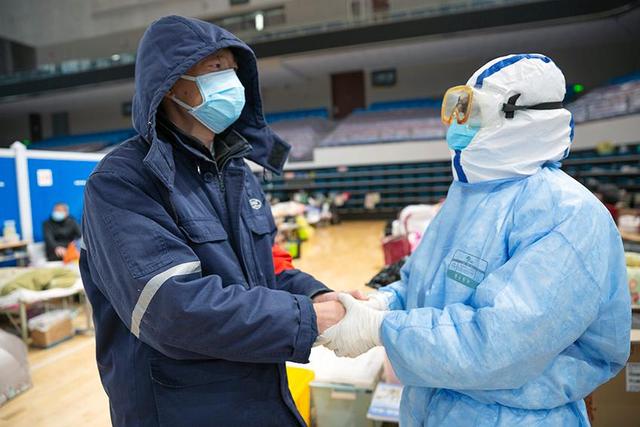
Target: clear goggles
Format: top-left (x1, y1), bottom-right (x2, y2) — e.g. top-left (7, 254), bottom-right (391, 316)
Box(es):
top-left (441, 85), bottom-right (565, 126)
top-left (441, 85), bottom-right (479, 126)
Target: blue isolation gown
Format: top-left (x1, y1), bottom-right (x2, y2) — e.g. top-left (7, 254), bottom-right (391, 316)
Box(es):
top-left (379, 167), bottom-right (630, 426)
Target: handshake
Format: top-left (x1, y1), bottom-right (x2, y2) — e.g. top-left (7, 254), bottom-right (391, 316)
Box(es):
top-left (312, 291), bottom-right (389, 358)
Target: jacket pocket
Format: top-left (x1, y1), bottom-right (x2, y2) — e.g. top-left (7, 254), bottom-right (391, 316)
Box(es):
top-left (149, 358), bottom-right (256, 427)
top-left (242, 192), bottom-right (277, 237)
top-left (149, 358), bottom-right (253, 388)
top-left (242, 176), bottom-right (277, 237)
top-left (244, 211), bottom-right (276, 236)
top-left (103, 214), bottom-right (173, 279)
top-left (179, 217), bottom-right (228, 244)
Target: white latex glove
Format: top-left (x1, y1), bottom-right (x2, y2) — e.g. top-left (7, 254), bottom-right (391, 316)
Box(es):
top-left (362, 292), bottom-right (390, 311)
top-left (320, 293), bottom-right (388, 358)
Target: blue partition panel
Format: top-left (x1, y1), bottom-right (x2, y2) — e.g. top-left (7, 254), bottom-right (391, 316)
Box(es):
top-left (0, 157), bottom-right (21, 238)
top-left (28, 158), bottom-right (99, 242)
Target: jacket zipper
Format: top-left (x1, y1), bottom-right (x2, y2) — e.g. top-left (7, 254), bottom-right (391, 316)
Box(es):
top-left (212, 161), bottom-right (225, 194)
top-left (215, 141), bottom-right (252, 193)
top-left (216, 144), bottom-right (255, 286)
top-left (234, 146), bottom-right (257, 287)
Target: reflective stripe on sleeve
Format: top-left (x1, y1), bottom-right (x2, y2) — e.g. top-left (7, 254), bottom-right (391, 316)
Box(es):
top-left (130, 261), bottom-right (202, 338)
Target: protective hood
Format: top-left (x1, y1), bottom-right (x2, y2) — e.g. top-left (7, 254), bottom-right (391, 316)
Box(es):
top-left (132, 15), bottom-right (290, 187)
top-left (451, 54), bottom-right (574, 184)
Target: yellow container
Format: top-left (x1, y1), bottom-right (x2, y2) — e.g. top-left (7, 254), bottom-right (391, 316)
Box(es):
top-left (287, 366), bottom-right (315, 426)
top-left (295, 215), bottom-right (314, 241)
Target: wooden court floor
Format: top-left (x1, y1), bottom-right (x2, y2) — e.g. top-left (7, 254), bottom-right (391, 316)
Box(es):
top-left (0, 220), bottom-right (386, 427)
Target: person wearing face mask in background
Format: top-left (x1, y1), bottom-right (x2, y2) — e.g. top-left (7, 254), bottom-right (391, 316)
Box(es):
top-left (43, 202), bottom-right (81, 261)
top-left (79, 15), bottom-right (360, 427)
top-left (318, 54), bottom-right (630, 426)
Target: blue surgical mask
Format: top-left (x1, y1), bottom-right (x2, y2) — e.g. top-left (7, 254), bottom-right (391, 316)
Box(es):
top-left (170, 69), bottom-right (245, 134)
top-left (52, 211), bottom-right (67, 222)
top-left (446, 121), bottom-right (480, 151)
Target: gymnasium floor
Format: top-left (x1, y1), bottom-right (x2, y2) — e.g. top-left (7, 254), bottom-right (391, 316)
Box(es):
top-left (0, 220), bottom-right (386, 427)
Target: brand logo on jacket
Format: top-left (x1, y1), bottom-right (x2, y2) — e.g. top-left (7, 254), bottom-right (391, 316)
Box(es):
top-left (249, 198), bottom-right (262, 210)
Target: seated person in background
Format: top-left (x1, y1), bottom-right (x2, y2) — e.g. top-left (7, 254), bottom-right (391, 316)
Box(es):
top-left (43, 202), bottom-right (81, 261)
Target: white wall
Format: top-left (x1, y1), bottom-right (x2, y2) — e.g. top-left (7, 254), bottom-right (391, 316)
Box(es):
top-left (69, 103), bottom-right (132, 135)
top-left (263, 58), bottom-right (532, 115)
top-left (572, 115), bottom-right (640, 150)
top-left (365, 60), bottom-right (472, 104)
top-left (262, 76), bottom-right (332, 113)
top-left (365, 42), bottom-right (639, 105)
top-left (264, 41), bottom-right (640, 114)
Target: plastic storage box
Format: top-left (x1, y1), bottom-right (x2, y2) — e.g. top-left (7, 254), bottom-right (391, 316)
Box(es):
top-left (290, 347), bottom-right (385, 427)
top-left (311, 382), bottom-right (378, 427)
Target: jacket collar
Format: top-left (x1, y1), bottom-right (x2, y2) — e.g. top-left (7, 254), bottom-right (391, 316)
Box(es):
top-left (145, 115), bottom-right (257, 190)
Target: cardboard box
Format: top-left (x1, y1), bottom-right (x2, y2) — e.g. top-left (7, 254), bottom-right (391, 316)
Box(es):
top-left (590, 337), bottom-right (640, 427)
top-left (29, 315), bottom-right (74, 348)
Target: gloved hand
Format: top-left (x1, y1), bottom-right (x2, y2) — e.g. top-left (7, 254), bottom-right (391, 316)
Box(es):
top-left (362, 292), bottom-right (390, 311)
top-left (319, 293), bottom-right (388, 358)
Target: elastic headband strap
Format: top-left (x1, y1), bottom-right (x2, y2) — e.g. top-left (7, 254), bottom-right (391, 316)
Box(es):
top-left (502, 102), bottom-right (564, 112)
top-left (502, 93), bottom-right (564, 119)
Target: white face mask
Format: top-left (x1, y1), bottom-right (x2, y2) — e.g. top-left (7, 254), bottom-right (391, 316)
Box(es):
top-left (52, 210), bottom-right (67, 222)
top-left (170, 68), bottom-right (246, 134)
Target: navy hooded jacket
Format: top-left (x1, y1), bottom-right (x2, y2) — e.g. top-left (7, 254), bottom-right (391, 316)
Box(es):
top-left (79, 15), bottom-right (329, 427)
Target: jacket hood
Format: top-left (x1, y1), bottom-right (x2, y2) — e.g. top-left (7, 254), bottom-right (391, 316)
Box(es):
top-left (132, 15), bottom-right (290, 187)
top-left (451, 53), bottom-right (574, 184)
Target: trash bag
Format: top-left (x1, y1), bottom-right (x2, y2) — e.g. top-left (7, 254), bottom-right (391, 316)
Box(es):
top-left (367, 257), bottom-right (407, 289)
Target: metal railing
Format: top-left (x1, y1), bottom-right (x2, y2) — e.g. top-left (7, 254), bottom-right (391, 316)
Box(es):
top-left (244, 0), bottom-right (538, 44)
top-left (0, 53), bottom-right (136, 86)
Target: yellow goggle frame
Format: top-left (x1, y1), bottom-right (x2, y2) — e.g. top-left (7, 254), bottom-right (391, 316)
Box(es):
top-left (441, 85), bottom-right (474, 126)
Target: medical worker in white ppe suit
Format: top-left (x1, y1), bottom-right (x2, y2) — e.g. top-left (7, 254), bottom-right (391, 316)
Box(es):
top-left (319, 54), bottom-right (631, 426)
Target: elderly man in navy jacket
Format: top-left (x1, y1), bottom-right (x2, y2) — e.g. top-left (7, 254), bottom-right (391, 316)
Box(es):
top-left (80, 15), bottom-right (354, 427)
